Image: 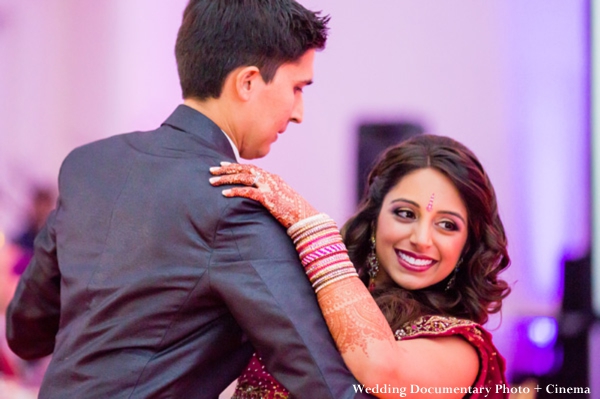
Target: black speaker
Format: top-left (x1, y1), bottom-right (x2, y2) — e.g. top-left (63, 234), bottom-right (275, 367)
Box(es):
top-left (356, 122), bottom-right (423, 203)
top-left (536, 253), bottom-right (593, 398)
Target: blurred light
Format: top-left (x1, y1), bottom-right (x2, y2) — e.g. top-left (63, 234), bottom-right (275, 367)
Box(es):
top-left (0, 230), bottom-right (5, 249)
top-left (527, 317), bottom-right (558, 348)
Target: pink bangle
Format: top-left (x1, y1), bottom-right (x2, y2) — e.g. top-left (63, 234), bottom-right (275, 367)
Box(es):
top-left (297, 232), bottom-right (341, 255)
top-left (305, 254), bottom-right (351, 276)
top-left (301, 243), bottom-right (347, 267)
top-left (299, 236), bottom-right (344, 259)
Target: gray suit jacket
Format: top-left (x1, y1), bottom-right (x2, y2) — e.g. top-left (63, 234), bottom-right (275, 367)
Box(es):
top-left (6, 105), bottom-right (369, 398)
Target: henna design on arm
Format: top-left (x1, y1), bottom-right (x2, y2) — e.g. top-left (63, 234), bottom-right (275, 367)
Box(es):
top-left (317, 278), bottom-right (395, 355)
top-left (211, 165), bottom-right (396, 357)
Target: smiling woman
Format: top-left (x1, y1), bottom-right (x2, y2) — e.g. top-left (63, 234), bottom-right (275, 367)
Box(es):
top-left (374, 168), bottom-right (469, 291)
top-left (210, 134), bottom-right (511, 398)
top-left (345, 136), bottom-right (510, 334)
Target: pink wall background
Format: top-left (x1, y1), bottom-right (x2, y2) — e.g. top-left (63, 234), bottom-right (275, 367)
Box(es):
top-left (0, 0), bottom-right (589, 381)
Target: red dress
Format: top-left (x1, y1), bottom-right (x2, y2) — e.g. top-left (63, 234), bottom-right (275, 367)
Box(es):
top-left (232, 315), bottom-right (508, 399)
top-left (394, 315), bottom-right (508, 398)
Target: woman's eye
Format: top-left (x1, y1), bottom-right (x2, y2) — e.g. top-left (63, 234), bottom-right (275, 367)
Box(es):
top-left (394, 209), bottom-right (415, 219)
top-left (439, 220), bottom-right (458, 231)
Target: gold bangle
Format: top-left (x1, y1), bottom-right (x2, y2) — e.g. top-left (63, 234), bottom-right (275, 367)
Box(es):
top-left (287, 213), bottom-right (331, 237)
top-left (314, 271), bottom-right (359, 293)
top-left (304, 253), bottom-right (350, 275)
top-left (311, 267), bottom-right (356, 287)
top-left (292, 222), bottom-right (338, 244)
top-left (315, 273), bottom-right (358, 294)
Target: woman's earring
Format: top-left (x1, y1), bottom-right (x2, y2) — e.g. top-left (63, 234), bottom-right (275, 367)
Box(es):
top-left (367, 232), bottom-right (379, 291)
top-left (445, 258), bottom-right (462, 292)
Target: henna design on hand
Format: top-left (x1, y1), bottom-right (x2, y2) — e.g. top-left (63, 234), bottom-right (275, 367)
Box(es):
top-left (209, 163), bottom-right (319, 228)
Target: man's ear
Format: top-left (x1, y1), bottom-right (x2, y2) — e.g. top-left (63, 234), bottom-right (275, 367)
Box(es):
top-left (233, 66), bottom-right (262, 101)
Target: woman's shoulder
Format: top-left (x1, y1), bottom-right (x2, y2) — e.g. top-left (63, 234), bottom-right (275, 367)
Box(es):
top-left (394, 315), bottom-right (499, 367)
top-left (396, 314), bottom-right (508, 394)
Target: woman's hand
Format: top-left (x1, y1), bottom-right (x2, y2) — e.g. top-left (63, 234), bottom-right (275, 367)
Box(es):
top-left (209, 163), bottom-right (319, 229)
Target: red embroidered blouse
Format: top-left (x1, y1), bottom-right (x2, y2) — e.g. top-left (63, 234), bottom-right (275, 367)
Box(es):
top-left (232, 315), bottom-right (508, 399)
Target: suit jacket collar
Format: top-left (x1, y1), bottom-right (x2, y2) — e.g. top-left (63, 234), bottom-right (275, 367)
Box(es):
top-left (162, 104), bottom-right (237, 161)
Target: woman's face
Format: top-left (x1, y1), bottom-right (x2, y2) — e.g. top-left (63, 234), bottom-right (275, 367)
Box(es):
top-left (374, 167), bottom-right (469, 291)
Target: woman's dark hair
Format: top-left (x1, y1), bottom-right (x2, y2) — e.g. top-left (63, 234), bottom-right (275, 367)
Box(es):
top-left (342, 135), bottom-right (511, 330)
top-left (175, 0), bottom-right (330, 100)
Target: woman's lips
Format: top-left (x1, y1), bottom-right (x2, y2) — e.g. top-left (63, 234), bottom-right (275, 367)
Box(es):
top-left (396, 249), bottom-right (437, 272)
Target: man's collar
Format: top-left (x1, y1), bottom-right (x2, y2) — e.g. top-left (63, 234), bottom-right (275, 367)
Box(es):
top-left (220, 130), bottom-right (240, 162)
top-left (161, 104), bottom-right (237, 161)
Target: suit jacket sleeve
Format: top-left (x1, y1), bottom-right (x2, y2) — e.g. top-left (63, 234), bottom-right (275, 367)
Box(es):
top-left (208, 197), bottom-right (367, 399)
top-left (6, 206), bottom-right (61, 360)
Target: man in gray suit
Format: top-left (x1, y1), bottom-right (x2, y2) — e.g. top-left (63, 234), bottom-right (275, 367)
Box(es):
top-left (6, 1), bottom-right (370, 397)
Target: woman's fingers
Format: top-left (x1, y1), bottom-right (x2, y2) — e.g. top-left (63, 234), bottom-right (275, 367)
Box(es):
top-left (210, 173), bottom-right (256, 187)
top-left (210, 163), bottom-right (257, 176)
top-left (222, 187), bottom-right (263, 203)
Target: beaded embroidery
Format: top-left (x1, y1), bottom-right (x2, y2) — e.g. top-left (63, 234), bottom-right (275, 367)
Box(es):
top-left (232, 384), bottom-right (289, 399)
top-left (232, 353), bottom-right (290, 399)
top-left (393, 315), bottom-right (509, 397)
top-left (394, 315), bottom-right (480, 340)
top-left (235, 315), bottom-right (506, 399)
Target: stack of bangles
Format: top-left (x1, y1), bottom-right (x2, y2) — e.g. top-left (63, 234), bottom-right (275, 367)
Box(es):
top-left (287, 213), bottom-right (358, 293)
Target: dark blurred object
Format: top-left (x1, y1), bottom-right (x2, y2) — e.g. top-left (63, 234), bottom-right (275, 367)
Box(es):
top-left (3, 186), bottom-right (54, 388)
top-left (356, 122), bottom-right (423, 203)
top-left (536, 253), bottom-right (593, 398)
top-left (562, 253), bottom-right (592, 314)
top-left (12, 186), bottom-right (55, 275)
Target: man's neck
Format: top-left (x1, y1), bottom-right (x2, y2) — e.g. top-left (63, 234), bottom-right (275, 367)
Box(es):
top-left (184, 98), bottom-right (237, 144)
top-left (183, 98), bottom-right (241, 161)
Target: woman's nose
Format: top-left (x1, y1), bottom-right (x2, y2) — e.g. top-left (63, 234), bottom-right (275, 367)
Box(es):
top-left (410, 222), bottom-right (433, 249)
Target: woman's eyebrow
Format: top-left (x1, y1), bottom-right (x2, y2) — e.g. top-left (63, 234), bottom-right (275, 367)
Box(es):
top-left (390, 198), bottom-right (467, 224)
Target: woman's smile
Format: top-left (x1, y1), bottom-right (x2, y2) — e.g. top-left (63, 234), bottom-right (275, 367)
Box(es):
top-left (396, 249), bottom-right (437, 272)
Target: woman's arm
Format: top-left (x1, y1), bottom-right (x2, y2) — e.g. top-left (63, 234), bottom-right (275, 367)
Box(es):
top-left (320, 279), bottom-right (478, 396)
top-left (288, 214), bottom-right (478, 397)
top-left (210, 164), bottom-right (479, 397)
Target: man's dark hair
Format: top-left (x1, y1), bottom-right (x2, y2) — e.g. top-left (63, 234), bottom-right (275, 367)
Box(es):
top-left (175, 0), bottom-right (330, 100)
